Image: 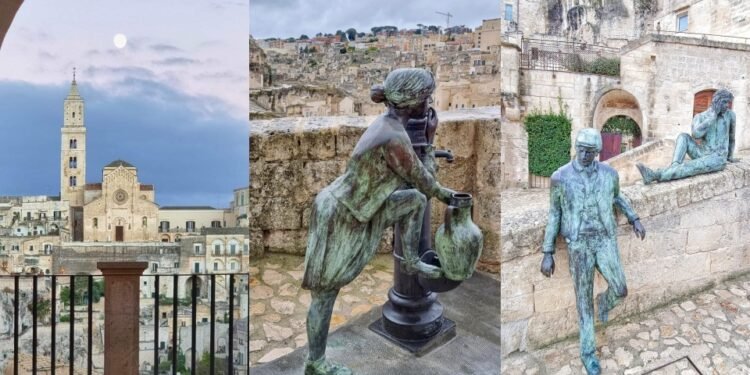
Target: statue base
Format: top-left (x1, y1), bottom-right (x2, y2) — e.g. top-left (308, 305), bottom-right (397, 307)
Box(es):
top-left (369, 308), bottom-right (456, 356)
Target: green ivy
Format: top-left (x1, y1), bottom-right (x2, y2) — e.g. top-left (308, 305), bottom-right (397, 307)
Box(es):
top-left (602, 115), bottom-right (640, 136)
top-left (525, 111), bottom-right (572, 177)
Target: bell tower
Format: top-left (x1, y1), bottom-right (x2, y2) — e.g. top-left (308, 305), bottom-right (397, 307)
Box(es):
top-left (61, 69), bottom-right (86, 240)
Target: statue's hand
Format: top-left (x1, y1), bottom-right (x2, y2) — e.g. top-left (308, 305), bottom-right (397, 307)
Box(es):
top-left (438, 187), bottom-right (456, 205)
top-left (402, 259), bottom-right (443, 279)
top-left (633, 219), bottom-right (646, 240)
top-left (540, 253), bottom-right (555, 277)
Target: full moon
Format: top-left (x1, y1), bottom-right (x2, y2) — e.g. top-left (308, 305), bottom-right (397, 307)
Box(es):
top-left (113, 33), bottom-right (127, 49)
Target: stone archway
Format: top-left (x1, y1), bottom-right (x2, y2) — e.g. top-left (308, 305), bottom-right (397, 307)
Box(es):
top-left (600, 115), bottom-right (642, 161)
top-left (593, 89), bottom-right (643, 131)
top-left (185, 276), bottom-right (203, 298)
top-left (593, 89), bottom-right (644, 160)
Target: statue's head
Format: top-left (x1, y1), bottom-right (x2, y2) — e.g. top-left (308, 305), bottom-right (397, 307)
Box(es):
top-left (371, 68), bottom-right (435, 117)
top-left (711, 89), bottom-right (733, 114)
top-left (574, 128), bottom-right (602, 167)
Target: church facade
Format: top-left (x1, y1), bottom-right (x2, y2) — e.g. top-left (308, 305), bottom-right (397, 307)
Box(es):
top-left (59, 77), bottom-right (161, 242)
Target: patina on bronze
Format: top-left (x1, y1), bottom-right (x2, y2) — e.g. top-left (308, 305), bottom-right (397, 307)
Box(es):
top-left (301, 68), bottom-right (455, 375)
top-left (541, 128), bottom-right (646, 375)
top-left (369, 99), bottom-right (469, 355)
top-left (637, 89), bottom-right (738, 184)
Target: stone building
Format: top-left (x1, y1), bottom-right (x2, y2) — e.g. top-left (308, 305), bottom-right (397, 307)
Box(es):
top-left (475, 18), bottom-right (502, 51)
top-left (252, 21), bottom-right (501, 119)
top-left (82, 160), bottom-right (159, 242)
top-left (500, 0), bottom-right (750, 188)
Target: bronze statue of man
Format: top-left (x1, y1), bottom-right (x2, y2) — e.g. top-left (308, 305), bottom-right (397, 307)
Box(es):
top-left (301, 68), bottom-right (454, 375)
top-left (637, 89), bottom-right (738, 184)
top-left (541, 128), bottom-right (646, 375)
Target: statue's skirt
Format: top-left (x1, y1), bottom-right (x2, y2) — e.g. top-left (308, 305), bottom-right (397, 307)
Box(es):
top-left (302, 188), bottom-right (387, 291)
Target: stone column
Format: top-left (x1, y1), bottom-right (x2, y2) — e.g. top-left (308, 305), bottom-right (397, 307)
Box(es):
top-left (97, 262), bottom-right (147, 375)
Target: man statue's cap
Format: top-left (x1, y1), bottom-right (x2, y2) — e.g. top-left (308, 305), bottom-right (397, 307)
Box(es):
top-left (575, 128), bottom-right (602, 151)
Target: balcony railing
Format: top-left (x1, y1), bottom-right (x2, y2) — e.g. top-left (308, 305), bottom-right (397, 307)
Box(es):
top-left (520, 38), bottom-right (620, 76)
top-left (0, 270), bottom-right (249, 374)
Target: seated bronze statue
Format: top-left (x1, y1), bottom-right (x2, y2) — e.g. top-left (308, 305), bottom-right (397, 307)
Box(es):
top-left (637, 89), bottom-right (738, 184)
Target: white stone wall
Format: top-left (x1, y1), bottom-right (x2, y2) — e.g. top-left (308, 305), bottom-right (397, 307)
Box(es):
top-left (653, 0), bottom-right (750, 37)
top-left (620, 35), bottom-right (750, 148)
top-left (520, 69), bottom-right (619, 143)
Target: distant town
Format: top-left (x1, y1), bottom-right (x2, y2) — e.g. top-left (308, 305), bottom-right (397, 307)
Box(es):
top-left (250, 20), bottom-right (501, 119)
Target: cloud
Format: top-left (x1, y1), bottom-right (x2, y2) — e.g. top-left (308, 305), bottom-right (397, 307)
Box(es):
top-left (152, 57), bottom-right (199, 66)
top-left (38, 51), bottom-right (56, 61)
top-left (149, 43), bottom-right (183, 53)
top-left (0, 80), bottom-right (246, 207)
top-left (249, 0), bottom-right (498, 39)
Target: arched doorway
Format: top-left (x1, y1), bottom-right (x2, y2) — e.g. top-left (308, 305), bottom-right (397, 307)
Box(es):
top-left (600, 115), bottom-right (642, 161)
top-left (185, 276), bottom-right (203, 298)
top-left (593, 89), bottom-right (644, 161)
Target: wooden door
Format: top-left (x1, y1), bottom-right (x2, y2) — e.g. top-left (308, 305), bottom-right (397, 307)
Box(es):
top-left (599, 132), bottom-right (622, 161)
top-left (115, 226), bottom-right (124, 242)
top-left (694, 89), bottom-right (733, 116)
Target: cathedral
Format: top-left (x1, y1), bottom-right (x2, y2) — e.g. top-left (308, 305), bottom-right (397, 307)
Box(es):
top-left (60, 75), bottom-right (160, 242)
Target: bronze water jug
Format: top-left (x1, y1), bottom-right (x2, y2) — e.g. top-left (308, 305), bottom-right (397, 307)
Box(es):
top-left (434, 193), bottom-right (483, 281)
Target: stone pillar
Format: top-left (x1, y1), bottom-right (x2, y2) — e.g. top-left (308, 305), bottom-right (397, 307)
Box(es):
top-left (97, 262), bottom-right (147, 375)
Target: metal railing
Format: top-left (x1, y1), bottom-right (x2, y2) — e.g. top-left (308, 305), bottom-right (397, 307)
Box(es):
top-left (0, 272), bottom-right (249, 374)
top-left (520, 38), bottom-right (620, 75)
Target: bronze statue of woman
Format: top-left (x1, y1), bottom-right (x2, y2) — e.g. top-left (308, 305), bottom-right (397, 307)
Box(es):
top-left (301, 68), bottom-right (455, 375)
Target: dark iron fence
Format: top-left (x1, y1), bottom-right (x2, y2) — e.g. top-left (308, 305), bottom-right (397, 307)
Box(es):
top-left (528, 174), bottom-right (551, 189)
top-left (520, 38), bottom-right (620, 75)
top-left (0, 273), bottom-right (249, 375)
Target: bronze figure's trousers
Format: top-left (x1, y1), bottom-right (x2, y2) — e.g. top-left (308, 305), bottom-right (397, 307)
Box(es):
top-left (306, 189), bottom-right (427, 361)
top-left (567, 234), bottom-right (628, 359)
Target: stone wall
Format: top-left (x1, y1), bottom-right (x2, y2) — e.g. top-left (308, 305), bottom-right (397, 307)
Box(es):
top-left (250, 108), bottom-right (502, 273)
top-left (605, 139), bottom-right (675, 186)
top-left (500, 161), bottom-right (750, 356)
top-left (653, 0), bottom-right (750, 37)
top-left (517, 0), bottom-right (642, 47)
top-left (619, 34), bottom-right (750, 149)
top-left (521, 70), bottom-right (619, 140)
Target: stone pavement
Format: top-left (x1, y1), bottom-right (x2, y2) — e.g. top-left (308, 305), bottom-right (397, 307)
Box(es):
top-left (251, 271), bottom-right (502, 375)
top-left (501, 272), bottom-right (750, 374)
top-left (250, 253), bottom-right (395, 364)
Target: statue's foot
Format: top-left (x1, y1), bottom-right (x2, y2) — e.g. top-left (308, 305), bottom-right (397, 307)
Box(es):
top-left (636, 163), bottom-right (657, 185)
top-left (305, 357), bottom-right (353, 375)
top-left (596, 293), bottom-right (609, 323)
top-left (581, 353), bottom-right (601, 375)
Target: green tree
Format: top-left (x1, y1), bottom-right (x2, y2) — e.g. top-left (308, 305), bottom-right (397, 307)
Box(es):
top-left (299, 34), bottom-right (309, 40)
top-left (60, 277), bottom-right (104, 306)
top-left (346, 28), bottom-right (357, 41)
top-left (196, 352), bottom-right (228, 375)
top-left (28, 298), bottom-right (51, 323)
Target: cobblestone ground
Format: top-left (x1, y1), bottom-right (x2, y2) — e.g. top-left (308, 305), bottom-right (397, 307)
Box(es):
top-left (250, 253), bottom-right (394, 365)
top-left (501, 273), bottom-right (750, 374)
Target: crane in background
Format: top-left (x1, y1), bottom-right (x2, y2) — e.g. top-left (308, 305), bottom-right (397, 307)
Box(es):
top-left (436, 11), bottom-right (453, 30)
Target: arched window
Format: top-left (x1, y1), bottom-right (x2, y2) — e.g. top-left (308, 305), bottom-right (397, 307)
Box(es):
top-left (93, 218), bottom-right (98, 228)
top-left (142, 216), bottom-right (148, 227)
top-left (70, 139), bottom-right (77, 149)
top-left (69, 176), bottom-right (77, 187)
top-left (228, 239), bottom-right (239, 255)
top-left (212, 240), bottom-right (224, 255)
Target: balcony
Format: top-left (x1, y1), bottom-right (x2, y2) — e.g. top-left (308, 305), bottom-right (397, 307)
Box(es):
top-left (0, 265), bottom-right (249, 374)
